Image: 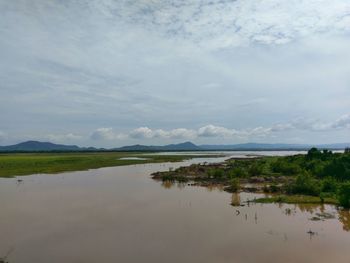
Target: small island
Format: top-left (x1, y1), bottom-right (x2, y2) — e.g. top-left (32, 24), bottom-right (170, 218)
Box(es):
top-left (152, 148), bottom-right (350, 208)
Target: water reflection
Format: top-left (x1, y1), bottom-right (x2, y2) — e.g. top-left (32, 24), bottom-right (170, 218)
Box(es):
top-left (339, 210), bottom-right (350, 231)
top-left (205, 184), bottom-right (224, 192)
top-left (294, 203), bottom-right (323, 214)
top-left (284, 208), bottom-right (295, 216)
top-left (176, 182), bottom-right (186, 189)
top-left (160, 177), bottom-right (350, 237)
top-left (161, 180), bottom-right (174, 189)
top-left (160, 180), bottom-right (186, 189)
top-left (175, 181), bottom-right (350, 234)
top-left (231, 193), bottom-right (241, 206)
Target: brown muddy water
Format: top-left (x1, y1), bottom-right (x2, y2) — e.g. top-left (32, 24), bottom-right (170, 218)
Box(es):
top-left (0, 156), bottom-right (349, 263)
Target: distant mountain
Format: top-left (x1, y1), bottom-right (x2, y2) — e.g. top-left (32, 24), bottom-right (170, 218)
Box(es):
top-left (112, 141), bottom-right (350, 151)
top-left (200, 143), bottom-right (307, 150)
top-left (0, 141), bottom-right (94, 152)
top-left (161, 141), bottom-right (202, 151)
top-left (200, 142), bottom-right (350, 150)
top-left (115, 141), bottom-right (201, 151)
top-left (0, 140), bottom-right (349, 152)
top-left (316, 143), bottom-right (350, 150)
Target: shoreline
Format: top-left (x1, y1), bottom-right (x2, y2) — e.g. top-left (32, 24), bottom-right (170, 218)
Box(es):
top-left (152, 152), bottom-right (349, 207)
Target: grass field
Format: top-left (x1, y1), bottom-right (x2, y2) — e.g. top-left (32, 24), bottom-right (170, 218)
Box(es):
top-left (0, 152), bottom-right (220, 178)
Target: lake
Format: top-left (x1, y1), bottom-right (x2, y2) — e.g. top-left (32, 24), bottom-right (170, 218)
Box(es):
top-left (0, 152), bottom-right (349, 263)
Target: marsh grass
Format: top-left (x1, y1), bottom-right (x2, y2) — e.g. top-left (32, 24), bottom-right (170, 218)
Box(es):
top-left (0, 152), bottom-right (219, 178)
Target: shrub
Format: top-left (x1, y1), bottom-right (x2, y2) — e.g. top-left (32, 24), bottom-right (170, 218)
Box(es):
top-left (321, 177), bottom-right (338, 193)
top-left (338, 182), bottom-right (350, 208)
top-left (207, 168), bottom-right (224, 179)
top-left (271, 159), bottom-right (301, 175)
top-left (269, 183), bottom-right (280, 193)
top-left (288, 172), bottom-right (321, 196)
top-left (263, 183), bottom-right (280, 193)
top-left (228, 167), bottom-right (246, 179)
top-left (229, 178), bottom-right (240, 192)
top-left (307, 148), bottom-right (322, 159)
top-left (323, 157), bottom-right (350, 181)
top-left (304, 160), bottom-right (327, 177)
top-left (249, 163), bottom-right (263, 176)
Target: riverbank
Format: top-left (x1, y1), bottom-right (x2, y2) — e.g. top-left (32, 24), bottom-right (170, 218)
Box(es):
top-left (0, 152), bottom-right (224, 178)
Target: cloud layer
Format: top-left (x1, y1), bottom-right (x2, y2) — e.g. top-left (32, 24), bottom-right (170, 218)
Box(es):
top-left (0, 1), bottom-right (350, 146)
top-left (89, 113), bottom-right (350, 142)
top-left (85, 0), bottom-right (350, 49)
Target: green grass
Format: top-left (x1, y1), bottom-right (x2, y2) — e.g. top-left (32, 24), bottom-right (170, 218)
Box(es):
top-left (0, 152), bottom-right (220, 178)
top-left (254, 195), bottom-right (338, 205)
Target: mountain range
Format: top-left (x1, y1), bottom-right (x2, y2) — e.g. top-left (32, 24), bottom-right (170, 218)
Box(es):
top-left (0, 141), bottom-right (98, 152)
top-left (0, 140), bottom-right (349, 152)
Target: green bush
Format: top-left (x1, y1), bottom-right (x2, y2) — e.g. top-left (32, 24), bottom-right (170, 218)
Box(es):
top-left (288, 172), bottom-right (321, 196)
top-left (263, 183), bottom-right (280, 193)
top-left (304, 160), bottom-right (327, 177)
top-left (323, 155), bottom-right (350, 181)
top-left (307, 148), bottom-right (322, 159)
top-left (228, 167), bottom-right (246, 178)
top-left (271, 159), bottom-right (301, 175)
top-left (321, 177), bottom-right (338, 193)
top-left (338, 182), bottom-right (350, 208)
top-left (248, 163), bottom-right (263, 176)
top-left (269, 183), bottom-right (280, 193)
top-left (229, 178), bottom-right (240, 192)
top-left (207, 168), bottom-right (224, 179)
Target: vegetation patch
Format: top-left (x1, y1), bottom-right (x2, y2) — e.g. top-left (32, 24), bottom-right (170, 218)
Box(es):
top-left (152, 148), bottom-right (350, 208)
top-left (0, 152), bottom-right (222, 178)
top-left (253, 195), bottom-right (338, 205)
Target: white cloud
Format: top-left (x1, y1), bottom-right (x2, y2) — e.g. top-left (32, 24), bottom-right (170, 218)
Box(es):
top-left (198, 125), bottom-right (237, 137)
top-left (197, 125), bottom-right (282, 139)
top-left (89, 113), bottom-right (350, 143)
top-left (129, 127), bottom-right (154, 139)
top-left (3, 112), bottom-right (350, 146)
top-left (307, 114), bottom-right (350, 131)
top-left (329, 114), bottom-right (350, 129)
top-left (154, 128), bottom-right (197, 139)
top-left (129, 127), bottom-right (196, 139)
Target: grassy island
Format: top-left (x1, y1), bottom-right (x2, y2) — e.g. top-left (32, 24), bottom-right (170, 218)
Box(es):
top-left (0, 152), bottom-right (222, 178)
top-left (152, 148), bottom-right (350, 208)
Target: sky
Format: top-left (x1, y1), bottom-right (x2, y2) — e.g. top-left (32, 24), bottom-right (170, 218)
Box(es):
top-left (0, 0), bottom-right (350, 147)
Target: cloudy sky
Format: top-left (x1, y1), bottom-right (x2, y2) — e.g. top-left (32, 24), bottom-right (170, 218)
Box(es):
top-left (1, 0), bottom-right (350, 147)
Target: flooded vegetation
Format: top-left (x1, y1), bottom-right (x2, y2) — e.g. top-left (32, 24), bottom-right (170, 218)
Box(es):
top-left (0, 153), bottom-right (349, 263)
top-left (152, 149), bottom-right (350, 207)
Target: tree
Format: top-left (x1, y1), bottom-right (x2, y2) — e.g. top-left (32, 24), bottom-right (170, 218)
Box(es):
top-left (307, 147), bottom-right (322, 159)
top-left (338, 182), bottom-right (350, 208)
top-left (288, 172), bottom-right (321, 196)
top-left (321, 177), bottom-right (338, 193)
top-left (207, 168), bottom-right (224, 179)
top-left (229, 167), bottom-right (246, 178)
top-left (229, 178), bottom-right (240, 192)
top-left (249, 163), bottom-right (263, 176)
